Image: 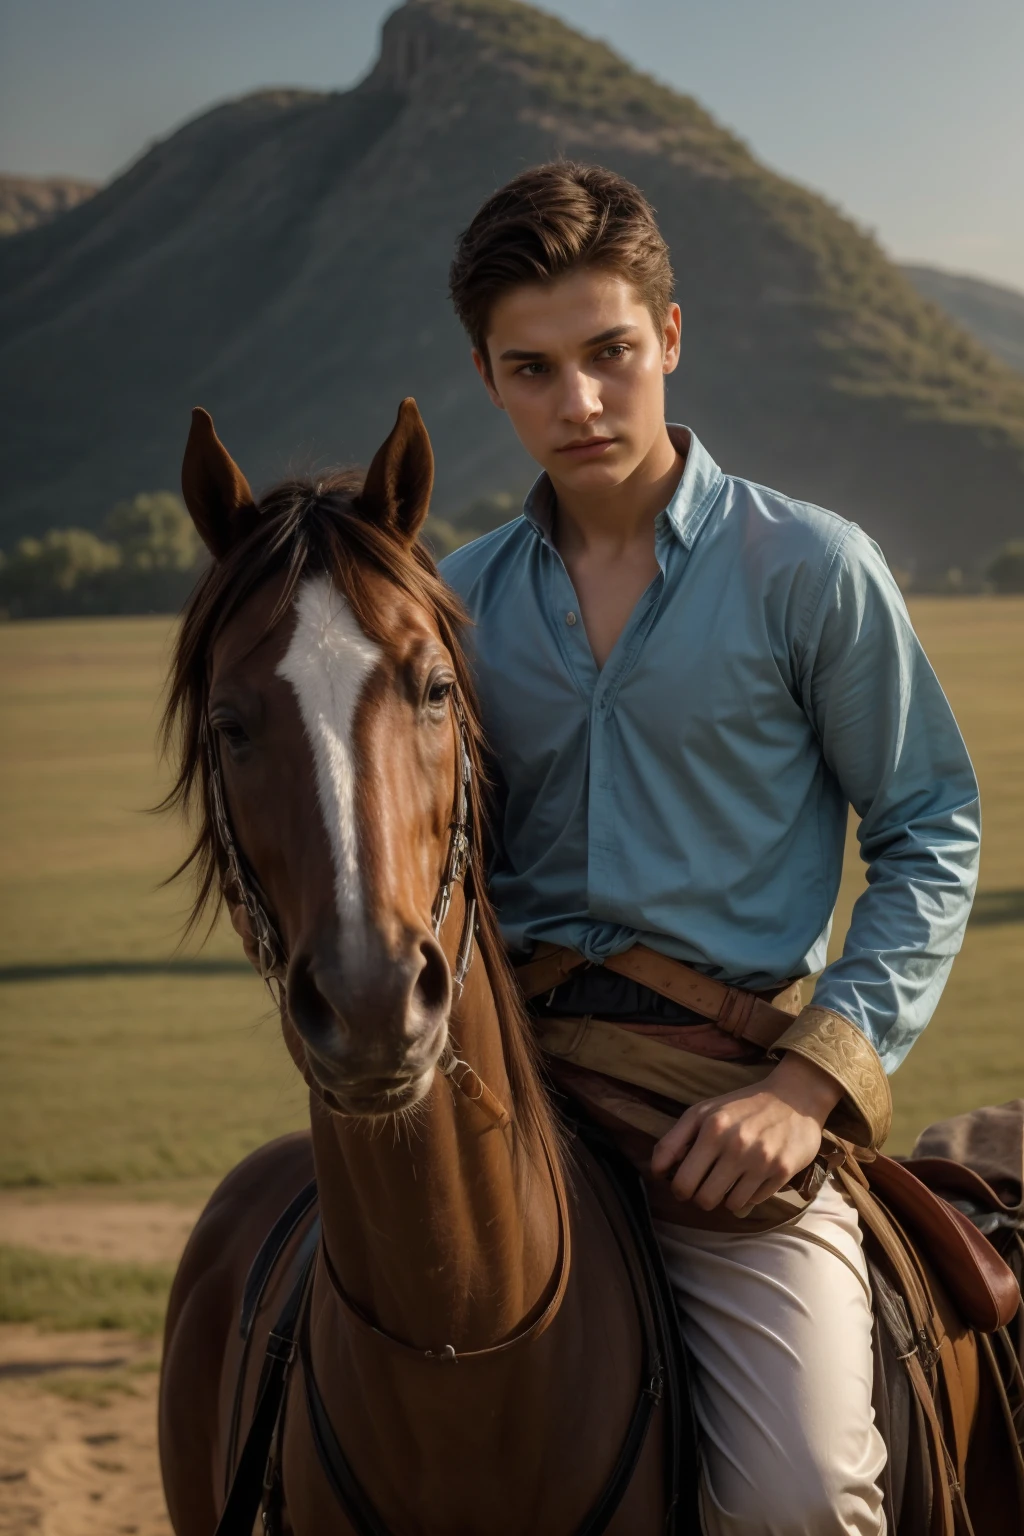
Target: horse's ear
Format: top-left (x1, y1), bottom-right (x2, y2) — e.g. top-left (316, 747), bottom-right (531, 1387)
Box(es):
top-left (359, 398), bottom-right (434, 545)
top-left (181, 407), bottom-right (259, 559)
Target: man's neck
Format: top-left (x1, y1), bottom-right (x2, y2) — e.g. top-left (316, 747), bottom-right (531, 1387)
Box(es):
top-left (551, 424), bottom-right (684, 558)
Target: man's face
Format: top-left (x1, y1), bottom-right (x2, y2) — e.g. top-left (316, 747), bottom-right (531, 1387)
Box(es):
top-left (473, 267), bottom-right (681, 493)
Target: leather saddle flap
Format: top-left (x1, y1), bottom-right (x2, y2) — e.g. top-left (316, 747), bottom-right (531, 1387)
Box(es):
top-left (864, 1153), bottom-right (1020, 1333)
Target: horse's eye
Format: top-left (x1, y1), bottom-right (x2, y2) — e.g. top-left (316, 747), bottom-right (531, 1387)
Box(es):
top-left (426, 677), bottom-right (454, 710)
top-left (212, 718), bottom-right (250, 749)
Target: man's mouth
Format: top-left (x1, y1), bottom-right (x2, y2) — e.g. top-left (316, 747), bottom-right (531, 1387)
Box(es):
top-left (556, 436), bottom-right (616, 458)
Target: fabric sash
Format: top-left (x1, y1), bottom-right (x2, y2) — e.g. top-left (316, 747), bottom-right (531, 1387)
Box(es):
top-left (535, 1013), bottom-right (840, 1233)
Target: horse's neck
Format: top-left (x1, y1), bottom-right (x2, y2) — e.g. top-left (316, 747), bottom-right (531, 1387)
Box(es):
top-left (310, 896), bottom-right (562, 1354)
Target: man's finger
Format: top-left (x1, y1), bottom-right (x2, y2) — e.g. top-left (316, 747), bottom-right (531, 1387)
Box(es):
top-left (724, 1169), bottom-right (772, 1215)
top-left (688, 1146), bottom-right (752, 1211)
top-left (651, 1104), bottom-right (703, 1177)
top-left (729, 1172), bottom-right (790, 1217)
top-left (667, 1119), bottom-right (723, 1202)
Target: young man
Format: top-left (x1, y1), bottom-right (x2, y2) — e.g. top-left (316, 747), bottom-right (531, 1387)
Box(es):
top-left (440, 162), bottom-right (980, 1535)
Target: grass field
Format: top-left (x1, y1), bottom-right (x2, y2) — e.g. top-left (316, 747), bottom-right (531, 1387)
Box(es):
top-left (1, 601), bottom-right (1022, 1211)
top-left (0, 1245), bottom-right (173, 1333)
top-left (0, 617), bottom-right (306, 1193)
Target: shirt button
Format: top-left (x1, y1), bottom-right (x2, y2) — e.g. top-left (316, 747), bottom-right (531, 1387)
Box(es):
top-left (565, 611), bottom-right (577, 626)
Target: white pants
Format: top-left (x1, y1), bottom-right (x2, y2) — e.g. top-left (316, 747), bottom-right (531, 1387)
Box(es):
top-left (655, 1178), bottom-right (887, 1536)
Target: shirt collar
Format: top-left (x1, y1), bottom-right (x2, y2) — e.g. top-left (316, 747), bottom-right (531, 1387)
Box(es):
top-left (521, 425), bottom-right (724, 551)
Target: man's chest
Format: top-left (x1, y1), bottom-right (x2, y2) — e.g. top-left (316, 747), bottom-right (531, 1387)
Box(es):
top-left (558, 544), bottom-right (662, 673)
top-left (469, 576), bottom-right (810, 790)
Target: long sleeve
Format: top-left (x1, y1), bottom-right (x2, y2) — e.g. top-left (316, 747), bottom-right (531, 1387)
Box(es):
top-left (792, 525), bottom-right (980, 1079)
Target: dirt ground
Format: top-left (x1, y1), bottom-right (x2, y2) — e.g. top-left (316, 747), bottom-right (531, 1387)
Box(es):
top-left (0, 1198), bottom-right (200, 1535)
top-left (0, 1198), bottom-right (197, 1267)
top-left (0, 1326), bottom-right (170, 1536)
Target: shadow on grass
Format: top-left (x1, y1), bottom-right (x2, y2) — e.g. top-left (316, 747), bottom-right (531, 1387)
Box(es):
top-left (969, 889), bottom-right (1024, 927)
top-left (0, 1356), bottom-right (129, 1381)
top-left (1, 890), bottom-right (1021, 986)
top-left (0, 958), bottom-right (253, 983)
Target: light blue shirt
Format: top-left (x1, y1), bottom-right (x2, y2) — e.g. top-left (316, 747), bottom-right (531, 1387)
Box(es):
top-left (439, 426), bottom-right (980, 1072)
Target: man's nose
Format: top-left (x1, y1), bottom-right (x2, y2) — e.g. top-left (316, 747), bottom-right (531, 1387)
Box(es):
top-left (560, 369), bottom-right (601, 424)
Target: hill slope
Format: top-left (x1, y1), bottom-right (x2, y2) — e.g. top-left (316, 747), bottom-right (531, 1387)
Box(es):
top-left (0, 174), bottom-right (97, 237)
top-left (902, 265), bottom-right (1024, 378)
top-left (2, 0), bottom-right (1023, 571)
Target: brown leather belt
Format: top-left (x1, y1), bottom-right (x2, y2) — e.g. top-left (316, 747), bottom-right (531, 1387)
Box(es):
top-left (515, 942), bottom-right (803, 1051)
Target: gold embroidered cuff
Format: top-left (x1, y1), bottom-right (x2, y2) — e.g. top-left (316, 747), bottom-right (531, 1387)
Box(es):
top-left (770, 1006), bottom-right (892, 1150)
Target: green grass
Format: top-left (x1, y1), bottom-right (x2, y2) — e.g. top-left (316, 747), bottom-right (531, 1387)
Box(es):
top-left (821, 597), bottom-right (1024, 1150)
top-left (0, 615), bottom-right (306, 1188)
top-left (0, 973), bottom-right (303, 1186)
top-left (41, 1358), bottom-right (157, 1407)
top-left (0, 1245), bottom-right (173, 1334)
top-left (0, 603), bottom-right (1022, 1206)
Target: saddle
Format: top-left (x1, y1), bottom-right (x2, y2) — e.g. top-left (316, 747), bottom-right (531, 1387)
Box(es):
top-left (517, 943), bottom-right (1024, 1535)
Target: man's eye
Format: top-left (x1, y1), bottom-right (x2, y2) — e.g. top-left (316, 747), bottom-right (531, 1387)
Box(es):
top-left (599, 344), bottom-right (628, 361)
top-left (516, 362), bottom-right (548, 376)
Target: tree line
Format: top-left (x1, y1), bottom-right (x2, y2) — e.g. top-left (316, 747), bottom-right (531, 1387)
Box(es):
top-left (0, 490), bottom-right (519, 621)
top-left (1, 490), bottom-right (1022, 620)
top-left (0, 493), bottom-right (205, 620)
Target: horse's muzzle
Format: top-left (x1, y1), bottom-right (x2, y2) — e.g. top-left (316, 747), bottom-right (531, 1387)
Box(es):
top-left (285, 933), bottom-right (451, 1114)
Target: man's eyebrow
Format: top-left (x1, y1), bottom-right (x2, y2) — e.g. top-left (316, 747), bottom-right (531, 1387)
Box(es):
top-left (498, 323), bottom-right (638, 362)
top-left (583, 323), bottom-right (637, 346)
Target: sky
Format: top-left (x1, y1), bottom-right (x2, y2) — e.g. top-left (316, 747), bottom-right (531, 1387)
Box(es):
top-left (1, 0), bottom-right (1022, 292)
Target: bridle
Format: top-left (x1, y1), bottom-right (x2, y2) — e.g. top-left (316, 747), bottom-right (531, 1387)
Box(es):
top-left (202, 685), bottom-right (478, 1000)
top-left (427, 689), bottom-right (477, 995)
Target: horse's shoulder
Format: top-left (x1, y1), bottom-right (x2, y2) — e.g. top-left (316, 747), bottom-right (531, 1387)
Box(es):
top-left (173, 1132), bottom-right (314, 1305)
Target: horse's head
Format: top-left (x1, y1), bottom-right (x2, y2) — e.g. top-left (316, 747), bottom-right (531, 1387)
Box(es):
top-left (167, 400), bottom-right (480, 1118)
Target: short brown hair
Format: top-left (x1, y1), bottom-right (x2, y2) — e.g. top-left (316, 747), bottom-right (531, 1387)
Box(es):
top-left (449, 162), bottom-right (674, 369)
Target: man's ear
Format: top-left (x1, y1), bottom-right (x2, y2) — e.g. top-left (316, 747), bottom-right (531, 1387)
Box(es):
top-left (181, 407), bottom-right (259, 559)
top-left (661, 302), bottom-right (682, 377)
top-left (359, 398), bottom-right (434, 545)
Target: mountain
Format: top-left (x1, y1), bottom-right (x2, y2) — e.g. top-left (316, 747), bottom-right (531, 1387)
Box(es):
top-left (902, 265), bottom-right (1024, 379)
top-left (0, 174), bottom-right (98, 236)
top-left (1, 0), bottom-right (1023, 573)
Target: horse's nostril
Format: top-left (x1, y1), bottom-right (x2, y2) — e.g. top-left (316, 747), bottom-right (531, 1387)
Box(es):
top-left (416, 937), bottom-right (451, 1017)
top-left (287, 954), bottom-right (343, 1048)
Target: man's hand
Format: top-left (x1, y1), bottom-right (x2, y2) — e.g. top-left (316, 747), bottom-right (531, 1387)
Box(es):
top-left (650, 1052), bottom-right (843, 1215)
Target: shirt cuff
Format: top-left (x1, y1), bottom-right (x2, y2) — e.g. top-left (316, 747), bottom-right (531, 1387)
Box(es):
top-left (770, 1005), bottom-right (892, 1150)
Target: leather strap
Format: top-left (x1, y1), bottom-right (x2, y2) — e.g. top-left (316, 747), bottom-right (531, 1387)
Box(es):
top-left (516, 943), bottom-right (801, 1049)
top-left (839, 1167), bottom-right (973, 1536)
top-left (225, 1183), bottom-right (320, 1495)
top-left (215, 1235), bottom-right (318, 1536)
top-left (240, 1179), bottom-right (320, 1342)
top-left (514, 943), bottom-right (590, 999)
top-left (301, 1295), bottom-right (391, 1536)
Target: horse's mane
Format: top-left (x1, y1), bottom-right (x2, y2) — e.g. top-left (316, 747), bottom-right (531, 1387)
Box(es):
top-left (160, 470), bottom-right (554, 1159)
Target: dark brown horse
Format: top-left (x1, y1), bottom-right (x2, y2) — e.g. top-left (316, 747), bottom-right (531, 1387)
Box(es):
top-left (157, 400), bottom-right (680, 1534)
